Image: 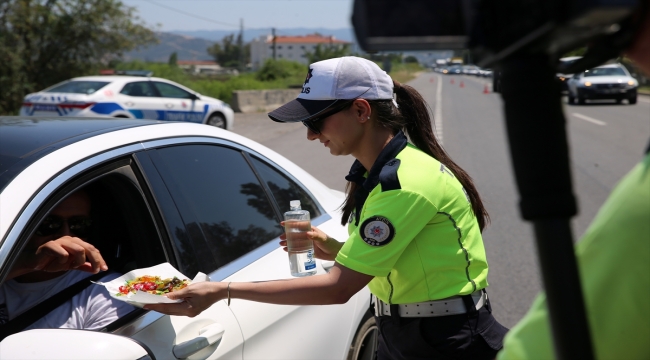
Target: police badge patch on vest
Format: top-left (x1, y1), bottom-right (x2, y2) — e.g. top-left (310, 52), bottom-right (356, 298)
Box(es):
top-left (360, 216), bottom-right (395, 246)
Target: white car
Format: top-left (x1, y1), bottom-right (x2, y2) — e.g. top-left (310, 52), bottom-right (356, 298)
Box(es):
top-left (0, 117), bottom-right (375, 360)
top-left (19, 76), bottom-right (235, 129)
top-left (566, 63), bottom-right (638, 105)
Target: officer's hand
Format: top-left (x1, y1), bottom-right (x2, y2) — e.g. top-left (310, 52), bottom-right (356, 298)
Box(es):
top-left (279, 223), bottom-right (342, 261)
top-left (145, 282), bottom-right (222, 317)
top-left (31, 236), bottom-right (107, 274)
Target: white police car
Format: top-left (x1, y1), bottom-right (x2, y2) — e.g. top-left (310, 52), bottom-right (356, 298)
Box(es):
top-left (19, 76), bottom-right (235, 129)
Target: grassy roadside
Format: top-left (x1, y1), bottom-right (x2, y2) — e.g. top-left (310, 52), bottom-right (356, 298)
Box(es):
top-left (386, 63), bottom-right (425, 84)
top-left (114, 60), bottom-right (425, 105)
top-left (639, 86), bottom-right (650, 95)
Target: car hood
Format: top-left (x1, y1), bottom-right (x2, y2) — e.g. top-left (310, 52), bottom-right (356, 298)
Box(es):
top-left (581, 76), bottom-right (634, 84)
top-left (198, 95), bottom-right (225, 105)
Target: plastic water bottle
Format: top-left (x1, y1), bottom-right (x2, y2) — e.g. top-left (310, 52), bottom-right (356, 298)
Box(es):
top-left (284, 200), bottom-right (316, 277)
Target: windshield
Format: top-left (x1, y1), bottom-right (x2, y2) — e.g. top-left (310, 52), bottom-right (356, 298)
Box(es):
top-left (583, 67), bottom-right (627, 77)
top-left (44, 81), bottom-right (110, 94)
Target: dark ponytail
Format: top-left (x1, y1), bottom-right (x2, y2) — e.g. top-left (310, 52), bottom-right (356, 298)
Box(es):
top-left (341, 81), bottom-right (490, 231)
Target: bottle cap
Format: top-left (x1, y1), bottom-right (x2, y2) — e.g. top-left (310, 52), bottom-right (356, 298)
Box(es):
top-left (290, 200), bottom-right (301, 208)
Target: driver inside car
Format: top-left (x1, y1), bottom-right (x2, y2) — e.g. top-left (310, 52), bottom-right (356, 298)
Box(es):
top-left (0, 188), bottom-right (135, 331)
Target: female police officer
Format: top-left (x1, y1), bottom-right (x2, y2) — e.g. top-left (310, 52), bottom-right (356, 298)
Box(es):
top-left (146, 56), bottom-right (508, 359)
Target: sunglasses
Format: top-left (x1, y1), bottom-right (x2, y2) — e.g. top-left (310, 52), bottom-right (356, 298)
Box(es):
top-left (302, 100), bottom-right (355, 134)
top-left (35, 215), bottom-right (93, 238)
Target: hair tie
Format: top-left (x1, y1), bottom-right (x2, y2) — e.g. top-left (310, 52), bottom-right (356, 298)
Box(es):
top-left (227, 282), bottom-right (232, 306)
top-left (393, 80), bottom-right (402, 93)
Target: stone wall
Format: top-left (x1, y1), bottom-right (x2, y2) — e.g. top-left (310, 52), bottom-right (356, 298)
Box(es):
top-left (231, 89), bottom-right (300, 113)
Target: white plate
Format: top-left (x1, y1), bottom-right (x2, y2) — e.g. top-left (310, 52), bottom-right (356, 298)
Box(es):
top-left (92, 262), bottom-right (209, 307)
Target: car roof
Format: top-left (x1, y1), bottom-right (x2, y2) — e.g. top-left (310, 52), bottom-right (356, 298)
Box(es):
top-left (0, 117), bottom-right (159, 191)
top-left (560, 56), bottom-right (583, 61)
top-left (66, 75), bottom-right (172, 82)
top-left (593, 63), bottom-right (623, 68)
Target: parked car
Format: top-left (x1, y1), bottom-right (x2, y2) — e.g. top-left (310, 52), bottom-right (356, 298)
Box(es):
top-left (0, 117), bottom-right (375, 360)
top-left (446, 65), bottom-right (463, 74)
top-left (566, 63), bottom-right (638, 105)
top-left (462, 65), bottom-right (481, 76)
top-left (19, 76), bottom-right (235, 129)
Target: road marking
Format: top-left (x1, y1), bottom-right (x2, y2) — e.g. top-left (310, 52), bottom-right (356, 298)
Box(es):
top-left (435, 75), bottom-right (443, 145)
top-left (572, 113), bottom-right (607, 126)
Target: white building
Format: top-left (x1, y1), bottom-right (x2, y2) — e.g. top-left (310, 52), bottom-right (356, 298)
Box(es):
top-left (250, 34), bottom-right (350, 69)
top-left (177, 60), bottom-right (239, 75)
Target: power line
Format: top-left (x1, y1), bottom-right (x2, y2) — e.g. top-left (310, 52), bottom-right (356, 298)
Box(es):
top-left (141, 0), bottom-right (239, 27)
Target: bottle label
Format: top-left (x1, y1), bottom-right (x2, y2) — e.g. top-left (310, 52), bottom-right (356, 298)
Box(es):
top-left (304, 248), bottom-right (316, 270)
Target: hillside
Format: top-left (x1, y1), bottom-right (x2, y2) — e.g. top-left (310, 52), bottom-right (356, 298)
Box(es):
top-left (124, 28), bottom-right (357, 62)
top-left (124, 32), bottom-right (216, 62)
top-left (172, 27), bottom-right (355, 43)
top-left (124, 28), bottom-right (452, 67)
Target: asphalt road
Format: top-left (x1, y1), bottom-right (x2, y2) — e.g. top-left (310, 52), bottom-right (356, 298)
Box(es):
top-left (231, 72), bottom-right (650, 328)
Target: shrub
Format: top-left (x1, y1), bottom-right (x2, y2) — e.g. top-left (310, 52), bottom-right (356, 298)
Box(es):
top-left (255, 59), bottom-right (306, 81)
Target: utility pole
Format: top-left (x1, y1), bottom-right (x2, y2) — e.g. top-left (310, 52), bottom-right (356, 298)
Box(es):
top-left (238, 18), bottom-right (244, 72)
top-left (272, 27), bottom-right (277, 60)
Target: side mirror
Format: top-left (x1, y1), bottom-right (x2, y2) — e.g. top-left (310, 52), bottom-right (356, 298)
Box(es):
top-left (190, 93), bottom-right (200, 101)
top-left (0, 329), bottom-right (153, 360)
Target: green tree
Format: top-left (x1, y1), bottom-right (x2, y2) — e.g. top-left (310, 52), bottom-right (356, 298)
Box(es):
top-left (404, 55), bottom-right (419, 63)
top-left (563, 47), bottom-right (587, 57)
top-left (0, 0), bottom-right (157, 115)
top-left (168, 52), bottom-right (178, 67)
top-left (207, 33), bottom-right (250, 69)
top-left (304, 43), bottom-right (350, 64)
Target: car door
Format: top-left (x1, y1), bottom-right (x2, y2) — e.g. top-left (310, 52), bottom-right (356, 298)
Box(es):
top-left (0, 151), bottom-right (245, 360)
top-left (228, 155), bottom-right (358, 360)
top-left (117, 81), bottom-right (166, 120)
top-left (150, 81), bottom-right (208, 124)
top-left (136, 140), bottom-right (360, 360)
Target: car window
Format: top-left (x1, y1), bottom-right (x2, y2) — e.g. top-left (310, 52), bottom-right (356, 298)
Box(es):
top-left (120, 82), bottom-right (158, 97)
top-left (0, 162), bottom-right (163, 335)
top-left (147, 144), bottom-right (283, 274)
top-left (583, 67), bottom-right (627, 77)
top-left (250, 156), bottom-right (321, 218)
top-left (44, 81), bottom-right (109, 94)
top-left (152, 82), bottom-right (194, 99)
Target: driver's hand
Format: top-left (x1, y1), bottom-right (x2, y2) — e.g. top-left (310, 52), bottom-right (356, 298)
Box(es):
top-left (29, 236), bottom-right (107, 274)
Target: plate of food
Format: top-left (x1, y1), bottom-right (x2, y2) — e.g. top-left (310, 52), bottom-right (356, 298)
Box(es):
top-left (93, 262), bottom-right (209, 306)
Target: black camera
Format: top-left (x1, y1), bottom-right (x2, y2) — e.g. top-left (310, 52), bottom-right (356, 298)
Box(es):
top-left (351, 1), bottom-right (644, 359)
top-left (352, 0), bottom-right (640, 72)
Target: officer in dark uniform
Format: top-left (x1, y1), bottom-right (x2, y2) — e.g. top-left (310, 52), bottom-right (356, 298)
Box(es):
top-left (147, 56), bottom-right (509, 360)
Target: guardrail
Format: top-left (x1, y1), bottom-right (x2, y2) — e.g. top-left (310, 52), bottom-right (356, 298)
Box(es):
top-left (231, 89), bottom-right (300, 113)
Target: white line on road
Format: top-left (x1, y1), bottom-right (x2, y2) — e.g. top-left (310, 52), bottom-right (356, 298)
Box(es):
top-left (434, 75), bottom-right (443, 145)
top-left (572, 113), bottom-right (607, 126)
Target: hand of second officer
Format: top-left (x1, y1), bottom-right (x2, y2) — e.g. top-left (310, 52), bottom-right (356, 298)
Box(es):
top-left (279, 223), bottom-right (343, 261)
top-left (145, 281), bottom-right (223, 318)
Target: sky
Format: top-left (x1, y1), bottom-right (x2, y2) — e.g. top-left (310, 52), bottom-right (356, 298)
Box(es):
top-left (121, 0), bottom-right (355, 32)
